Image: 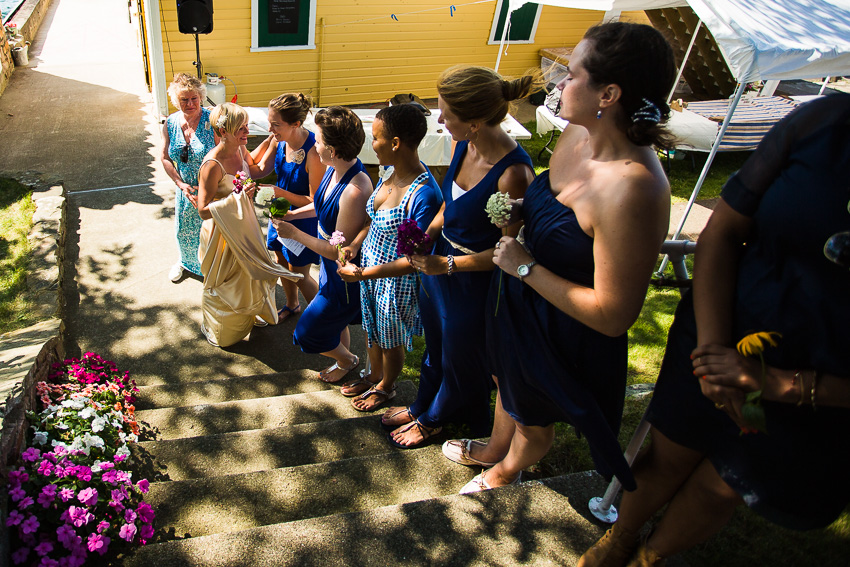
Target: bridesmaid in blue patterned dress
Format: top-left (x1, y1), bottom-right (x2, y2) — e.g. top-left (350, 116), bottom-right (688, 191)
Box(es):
top-left (160, 73), bottom-right (217, 282)
top-left (273, 107), bottom-right (372, 384)
top-left (336, 105), bottom-right (443, 414)
top-left (251, 93), bottom-right (324, 320)
top-left (383, 65), bottom-right (540, 448)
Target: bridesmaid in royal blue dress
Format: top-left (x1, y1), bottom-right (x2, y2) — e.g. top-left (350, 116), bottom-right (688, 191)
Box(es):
top-left (273, 107), bottom-right (372, 384)
top-left (444, 23), bottom-right (675, 498)
top-left (383, 65), bottom-right (540, 448)
top-left (251, 93), bottom-right (325, 320)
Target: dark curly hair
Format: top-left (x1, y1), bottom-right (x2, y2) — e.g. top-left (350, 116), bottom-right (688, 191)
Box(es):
top-left (314, 106), bottom-right (365, 162)
top-left (582, 22), bottom-right (677, 148)
top-left (375, 104), bottom-right (428, 149)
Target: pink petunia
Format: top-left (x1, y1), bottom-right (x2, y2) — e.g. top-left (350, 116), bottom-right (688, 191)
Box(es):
top-left (136, 479), bottom-right (150, 493)
top-left (136, 501), bottom-right (155, 524)
top-left (74, 466), bottom-right (92, 482)
top-left (110, 488), bottom-right (126, 503)
top-left (100, 469), bottom-right (119, 484)
top-left (38, 485), bottom-right (57, 507)
top-left (139, 524), bottom-right (155, 539)
top-left (119, 522), bottom-right (137, 542)
top-left (34, 541), bottom-right (53, 557)
top-left (21, 514), bottom-right (40, 534)
top-left (77, 487), bottom-right (98, 506)
top-left (87, 533), bottom-right (110, 555)
top-left (37, 460), bottom-right (54, 477)
top-left (11, 546), bottom-right (29, 565)
top-left (59, 488), bottom-right (75, 502)
top-left (6, 510), bottom-right (24, 526)
top-left (22, 447), bottom-right (41, 462)
top-left (9, 486), bottom-right (26, 502)
top-left (18, 496), bottom-right (34, 510)
top-left (8, 468), bottom-right (29, 485)
top-left (56, 523), bottom-right (77, 547)
top-left (38, 556), bottom-right (59, 567)
top-left (68, 506), bottom-right (93, 528)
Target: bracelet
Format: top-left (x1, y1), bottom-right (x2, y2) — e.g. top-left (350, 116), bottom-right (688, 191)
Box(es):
top-left (793, 370), bottom-right (804, 406)
top-left (354, 266), bottom-right (364, 280)
top-left (811, 370), bottom-right (819, 410)
top-left (446, 255), bottom-right (455, 276)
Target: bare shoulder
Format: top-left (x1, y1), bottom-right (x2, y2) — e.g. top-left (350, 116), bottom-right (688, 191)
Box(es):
top-left (497, 161), bottom-right (535, 198)
top-left (343, 171), bottom-right (374, 200)
top-left (602, 148), bottom-right (669, 208)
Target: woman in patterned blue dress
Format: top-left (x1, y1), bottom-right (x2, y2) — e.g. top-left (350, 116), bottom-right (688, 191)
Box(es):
top-left (251, 93), bottom-right (324, 320)
top-left (160, 73), bottom-right (217, 282)
top-left (273, 107), bottom-right (372, 384)
top-left (445, 24), bottom-right (674, 499)
top-left (382, 65), bottom-right (540, 448)
top-left (336, 105), bottom-right (443, 414)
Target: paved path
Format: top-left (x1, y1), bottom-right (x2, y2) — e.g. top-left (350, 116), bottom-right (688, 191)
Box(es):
top-left (0, 0), bottom-right (342, 384)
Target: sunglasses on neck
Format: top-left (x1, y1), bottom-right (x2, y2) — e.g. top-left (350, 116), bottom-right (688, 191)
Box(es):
top-left (180, 145), bottom-right (189, 164)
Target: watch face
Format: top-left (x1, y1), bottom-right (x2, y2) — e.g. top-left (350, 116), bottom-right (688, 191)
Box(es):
top-left (517, 264), bottom-right (530, 277)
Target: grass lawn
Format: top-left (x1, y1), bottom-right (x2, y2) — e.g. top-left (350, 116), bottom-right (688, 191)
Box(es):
top-left (0, 177), bottom-right (36, 335)
top-left (397, 121), bottom-right (849, 565)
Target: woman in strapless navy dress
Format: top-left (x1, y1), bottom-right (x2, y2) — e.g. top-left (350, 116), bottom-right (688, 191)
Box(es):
top-left (273, 107), bottom-right (372, 384)
top-left (443, 23), bottom-right (676, 498)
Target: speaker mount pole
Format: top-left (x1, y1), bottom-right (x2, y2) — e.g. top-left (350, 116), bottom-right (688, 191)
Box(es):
top-left (193, 33), bottom-right (203, 79)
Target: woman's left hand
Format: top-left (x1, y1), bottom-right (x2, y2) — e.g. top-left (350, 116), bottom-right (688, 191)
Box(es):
top-left (243, 180), bottom-right (257, 201)
top-left (493, 236), bottom-right (532, 278)
top-left (409, 254), bottom-right (448, 275)
top-left (336, 261), bottom-right (360, 282)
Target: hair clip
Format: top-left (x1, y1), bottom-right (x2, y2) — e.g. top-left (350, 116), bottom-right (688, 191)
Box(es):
top-left (631, 98), bottom-right (662, 124)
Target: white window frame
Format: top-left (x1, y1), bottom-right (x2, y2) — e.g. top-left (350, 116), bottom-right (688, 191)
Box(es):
top-left (251, 0), bottom-right (317, 52)
top-left (487, 0), bottom-right (542, 45)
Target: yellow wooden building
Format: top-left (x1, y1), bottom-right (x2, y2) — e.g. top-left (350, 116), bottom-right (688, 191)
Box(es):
top-left (139, 0), bottom-right (646, 117)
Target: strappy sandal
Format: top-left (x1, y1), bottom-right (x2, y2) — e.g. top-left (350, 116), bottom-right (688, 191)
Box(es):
top-left (387, 418), bottom-right (442, 449)
top-left (340, 374), bottom-right (378, 397)
top-left (380, 406), bottom-right (414, 431)
top-left (441, 439), bottom-right (498, 467)
top-left (318, 355), bottom-right (359, 384)
top-left (351, 385), bottom-right (396, 412)
top-left (277, 304), bottom-right (302, 322)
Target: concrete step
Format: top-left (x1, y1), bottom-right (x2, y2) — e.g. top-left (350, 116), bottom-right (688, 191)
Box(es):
top-left (136, 380), bottom-right (417, 440)
top-left (133, 369), bottom-right (328, 410)
top-left (137, 415), bottom-right (416, 481)
top-left (144, 445), bottom-right (479, 538)
top-left (126, 472), bottom-right (610, 567)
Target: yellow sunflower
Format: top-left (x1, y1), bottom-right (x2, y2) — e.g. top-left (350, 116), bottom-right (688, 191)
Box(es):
top-left (736, 331), bottom-right (782, 357)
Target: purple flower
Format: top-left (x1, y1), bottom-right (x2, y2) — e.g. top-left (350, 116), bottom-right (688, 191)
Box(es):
top-left (100, 462), bottom-right (115, 471)
top-left (65, 554), bottom-right (86, 567)
top-left (38, 485), bottom-right (57, 507)
top-left (113, 454), bottom-right (128, 464)
top-left (136, 501), bottom-right (155, 524)
top-left (56, 523), bottom-right (77, 547)
top-left (34, 541), bottom-right (53, 557)
top-left (18, 496), bottom-right (34, 510)
top-left (139, 524), bottom-right (155, 539)
top-left (59, 488), bottom-right (75, 502)
top-left (9, 486), bottom-right (26, 501)
top-left (77, 487), bottom-right (98, 506)
top-left (8, 468), bottom-right (29, 485)
top-left (115, 470), bottom-right (130, 484)
top-left (68, 506), bottom-right (93, 528)
top-left (87, 533), bottom-right (110, 555)
top-left (124, 508), bottom-right (137, 523)
top-left (110, 488), bottom-right (126, 503)
top-left (11, 547), bottom-right (29, 565)
top-left (38, 558), bottom-right (59, 567)
top-left (21, 514), bottom-right (40, 534)
top-left (22, 447), bottom-right (41, 462)
top-left (6, 510), bottom-right (24, 526)
top-left (119, 522), bottom-right (137, 542)
top-left (100, 469), bottom-right (119, 484)
top-left (397, 219), bottom-right (433, 256)
top-left (97, 520), bottom-right (110, 533)
top-left (136, 479), bottom-right (150, 493)
top-left (37, 460), bottom-right (54, 477)
top-left (74, 466), bottom-right (92, 482)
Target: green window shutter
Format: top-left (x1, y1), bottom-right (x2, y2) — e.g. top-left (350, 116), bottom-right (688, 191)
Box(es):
top-left (492, 1), bottom-right (540, 42)
top-left (258, 0), bottom-right (312, 48)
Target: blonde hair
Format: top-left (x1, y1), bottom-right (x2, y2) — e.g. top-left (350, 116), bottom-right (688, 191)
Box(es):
top-left (437, 65), bottom-right (543, 126)
top-left (269, 93), bottom-right (313, 125)
top-left (209, 103), bottom-right (248, 136)
top-left (167, 73), bottom-right (207, 108)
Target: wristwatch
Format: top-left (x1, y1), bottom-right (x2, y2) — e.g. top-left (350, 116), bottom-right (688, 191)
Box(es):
top-left (517, 260), bottom-right (537, 281)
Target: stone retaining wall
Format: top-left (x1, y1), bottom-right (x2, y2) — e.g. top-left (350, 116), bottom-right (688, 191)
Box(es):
top-left (0, 0), bottom-right (53, 98)
top-left (0, 182), bottom-right (66, 566)
top-left (0, 10), bottom-right (12, 96)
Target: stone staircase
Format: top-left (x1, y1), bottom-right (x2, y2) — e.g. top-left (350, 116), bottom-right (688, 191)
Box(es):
top-left (122, 368), bottom-right (613, 566)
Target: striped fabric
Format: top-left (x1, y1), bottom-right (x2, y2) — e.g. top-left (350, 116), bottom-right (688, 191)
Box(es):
top-left (686, 96), bottom-right (800, 151)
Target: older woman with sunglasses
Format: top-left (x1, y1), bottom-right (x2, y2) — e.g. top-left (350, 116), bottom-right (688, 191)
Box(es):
top-left (161, 73), bottom-right (218, 283)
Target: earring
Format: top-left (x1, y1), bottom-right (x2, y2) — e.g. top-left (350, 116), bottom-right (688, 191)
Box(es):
top-left (596, 110), bottom-right (602, 119)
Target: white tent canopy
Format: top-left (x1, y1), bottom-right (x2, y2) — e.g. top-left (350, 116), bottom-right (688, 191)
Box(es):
top-left (507, 0), bottom-right (850, 84)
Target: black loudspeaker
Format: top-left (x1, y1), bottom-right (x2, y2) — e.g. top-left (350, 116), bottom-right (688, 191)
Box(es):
top-left (177, 0), bottom-right (214, 35)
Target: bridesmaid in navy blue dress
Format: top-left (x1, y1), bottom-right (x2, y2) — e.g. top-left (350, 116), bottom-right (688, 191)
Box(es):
top-left (443, 23), bottom-right (675, 497)
top-left (273, 107), bottom-right (372, 384)
top-left (251, 93), bottom-right (324, 320)
top-left (384, 65), bottom-right (540, 448)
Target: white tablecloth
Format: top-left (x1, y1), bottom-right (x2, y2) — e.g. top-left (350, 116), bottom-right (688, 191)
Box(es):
top-left (244, 107), bottom-right (531, 166)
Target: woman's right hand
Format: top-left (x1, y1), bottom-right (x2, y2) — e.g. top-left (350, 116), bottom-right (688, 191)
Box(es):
top-left (496, 198), bottom-right (524, 228)
top-left (410, 254), bottom-right (448, 275)
top-left (341, 245), bottom-right (360, 264)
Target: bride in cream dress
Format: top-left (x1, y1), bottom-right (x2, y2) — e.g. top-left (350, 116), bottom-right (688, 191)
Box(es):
top-left (196, 103), bottom-right (301, 347)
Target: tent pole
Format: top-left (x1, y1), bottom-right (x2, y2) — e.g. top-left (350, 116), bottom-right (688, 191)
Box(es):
top-left (657, 81), bottom-right (746, 276)
top-left (494, 6), bottom-right (513, 72)
top-left (667, 20), bottom-right (702, 104)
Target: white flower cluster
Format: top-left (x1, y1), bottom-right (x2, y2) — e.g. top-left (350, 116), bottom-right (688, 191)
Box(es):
top-left (216, 115), bottom-right (227, 129)
top-left (255, 185), bottom-right (275, 206)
